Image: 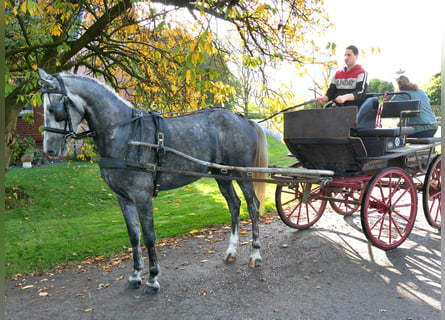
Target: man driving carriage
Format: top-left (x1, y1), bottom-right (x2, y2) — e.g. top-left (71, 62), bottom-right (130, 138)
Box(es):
top-left (316, 45), bottom-right (368, 108)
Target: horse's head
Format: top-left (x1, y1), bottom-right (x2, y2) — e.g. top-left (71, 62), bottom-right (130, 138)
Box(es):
top-left (38, 69), bottom-right (86, 158)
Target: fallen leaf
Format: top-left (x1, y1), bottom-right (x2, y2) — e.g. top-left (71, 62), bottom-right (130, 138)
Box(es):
top-left (84, 308), bottom-right (93, 312)
top-left (115, 276), bottom-right (124, 281)
top-left (281, 244), bottom-right (290, 248)
top-left (39, 292), bottom-right (49, 297)
top-left (21, 285), bottom-right (34, 290)
top-left (259, 277), bottom-right (267, 281)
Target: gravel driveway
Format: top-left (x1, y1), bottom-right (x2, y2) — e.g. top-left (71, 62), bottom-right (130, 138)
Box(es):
top-left (5, 206), bottom-right (441, 320)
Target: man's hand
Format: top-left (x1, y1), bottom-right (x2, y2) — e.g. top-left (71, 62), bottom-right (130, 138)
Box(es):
top-left (334, 93), bottom-right (354, 105)
top-left (316, 96), bottom-right (328, 105)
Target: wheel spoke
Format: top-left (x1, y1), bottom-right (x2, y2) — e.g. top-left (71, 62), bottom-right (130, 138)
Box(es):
top-left (392, 209), bottom-right (410, 222)
top-left (430, 199), bottom-right (441, 223)
top-left (376, 213), bottom-right (387, 242)
top-left (282, 195), bottom-right (299, 207)
top-left (389, 213), bottom-right (404, 238)
top-left (369, 213), bottom-right (386, 233)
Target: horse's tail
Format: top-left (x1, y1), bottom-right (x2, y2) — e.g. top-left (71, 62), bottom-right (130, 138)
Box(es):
top-left (250, 120), bottom-right (268, 215)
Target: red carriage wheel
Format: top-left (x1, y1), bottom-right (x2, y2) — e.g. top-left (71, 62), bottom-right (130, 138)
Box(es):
top-left (423, 155), bottom-right (441, 229)
top-left (329, 188), bottom-right (361, 216)
top-left (275, 182), bottom-right (327, 229)
top-left (361, 167), bottom-right (417, 250)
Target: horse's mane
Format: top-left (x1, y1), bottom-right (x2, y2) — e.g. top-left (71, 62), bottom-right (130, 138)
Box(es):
top-left (60, 72), bottom-right (135, 109)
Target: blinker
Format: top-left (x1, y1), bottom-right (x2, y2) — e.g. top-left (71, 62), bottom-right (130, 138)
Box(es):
top-left (50, 101), bottom-right (68, 122)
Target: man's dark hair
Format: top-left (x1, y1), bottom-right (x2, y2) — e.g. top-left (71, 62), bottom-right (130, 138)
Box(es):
top-left (346, 45), bottom-right (359, 55)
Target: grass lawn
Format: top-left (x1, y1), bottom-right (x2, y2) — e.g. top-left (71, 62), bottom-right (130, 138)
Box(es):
top-left (5, 137), bottom-right (294, 278)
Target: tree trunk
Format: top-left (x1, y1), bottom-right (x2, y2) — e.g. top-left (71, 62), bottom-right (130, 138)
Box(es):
top-left (5, 91), bottom-right (25, 181)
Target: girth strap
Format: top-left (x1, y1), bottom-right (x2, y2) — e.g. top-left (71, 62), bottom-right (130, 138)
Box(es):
top-left (150, 111), bottom-right (166, 197)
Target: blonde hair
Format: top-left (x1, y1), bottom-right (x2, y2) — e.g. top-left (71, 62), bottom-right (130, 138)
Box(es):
top-left (396, 75), bottom-right (419, 91)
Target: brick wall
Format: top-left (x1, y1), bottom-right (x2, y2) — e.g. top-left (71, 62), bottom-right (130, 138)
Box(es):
top-left (16, 105), bottom-right (44, 148)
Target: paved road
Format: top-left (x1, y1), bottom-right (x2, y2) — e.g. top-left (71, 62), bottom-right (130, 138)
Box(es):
top-left (5, 206), bottom-right (441, 320)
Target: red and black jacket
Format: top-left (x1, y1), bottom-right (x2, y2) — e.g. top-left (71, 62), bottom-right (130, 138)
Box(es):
top-left (326, 64), bottom-right (368, 106)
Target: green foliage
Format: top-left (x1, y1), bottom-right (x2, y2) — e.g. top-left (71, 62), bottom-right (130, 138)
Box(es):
top-left (11, 136), bottom-right (36, 163)
top-left (423, 72), bottom-right (441, 105)
top-left (368, 78), bottom-right (394, 94)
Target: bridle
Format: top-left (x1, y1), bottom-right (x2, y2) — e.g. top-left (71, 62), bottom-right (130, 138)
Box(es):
top-left (41, 75), bottom-right (95, 140)
top-left (41, 74), bottom-right (156, 142)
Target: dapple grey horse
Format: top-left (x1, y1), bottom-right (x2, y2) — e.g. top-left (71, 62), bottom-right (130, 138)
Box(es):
top-left (38, 69), bottom-right (268, 294)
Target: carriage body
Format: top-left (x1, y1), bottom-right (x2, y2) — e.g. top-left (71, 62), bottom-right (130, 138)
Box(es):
top-left (277, 96), bottom-right (441, 250)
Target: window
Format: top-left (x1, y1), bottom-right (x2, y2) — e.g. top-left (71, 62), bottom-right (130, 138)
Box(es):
top-left (19, 103), bottom-right (34, 117)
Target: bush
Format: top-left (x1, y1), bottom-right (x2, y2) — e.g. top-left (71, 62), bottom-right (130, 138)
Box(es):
top-left (70, 137), bottom-right (98, 162)
top-left (11, 136), bottom-right (36, 163)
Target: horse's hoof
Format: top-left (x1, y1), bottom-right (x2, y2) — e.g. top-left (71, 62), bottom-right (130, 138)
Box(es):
top-left (223, 252), bottom-right (237, 263)
top-left (143, 282), bottom-right (160, 295)
top-left (248, 257), bottom-right (262, 268)
top-left (126, 280), bottom-right (141, 289)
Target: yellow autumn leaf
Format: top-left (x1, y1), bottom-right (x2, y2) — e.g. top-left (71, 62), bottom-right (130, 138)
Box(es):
top-left (21, 1), bottom-right (27, 13)
top-left (185, 70), bottom-right (191, 83)
top-left (21, 285), bottom-right (34, 290)
top-left (257, 4), bottom-right (265, 13)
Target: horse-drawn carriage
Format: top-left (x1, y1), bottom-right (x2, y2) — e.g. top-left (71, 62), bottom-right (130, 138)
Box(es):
top-left (275, 93), bottom-right (441, 250)
top-left (39, 69), bottom-right (441, 294)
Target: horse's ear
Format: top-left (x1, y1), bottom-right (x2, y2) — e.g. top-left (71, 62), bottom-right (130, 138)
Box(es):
top-left (38, 69), bottom-right (60, 89)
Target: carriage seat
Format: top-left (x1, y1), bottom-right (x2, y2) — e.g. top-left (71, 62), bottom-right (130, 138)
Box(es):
top-left (353, 99), bottom-right (420, 137)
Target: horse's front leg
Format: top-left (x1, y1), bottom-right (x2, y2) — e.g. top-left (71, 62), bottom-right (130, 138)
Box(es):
top-left (137, 201), bottom-right (160, 295)
top-left (117, 195), bottom-right (144, 289)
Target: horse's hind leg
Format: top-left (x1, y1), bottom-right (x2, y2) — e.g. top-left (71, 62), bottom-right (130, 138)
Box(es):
top-left (215, 179), bottom-right (241, 263)
top-left (116, 195), bottom-right (144, 289)
top-left (238, 181), bottom-right (262, 268)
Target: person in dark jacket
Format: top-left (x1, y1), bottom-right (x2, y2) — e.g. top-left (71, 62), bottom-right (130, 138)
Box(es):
top-left (316, 45), bottom-right (368, 107)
